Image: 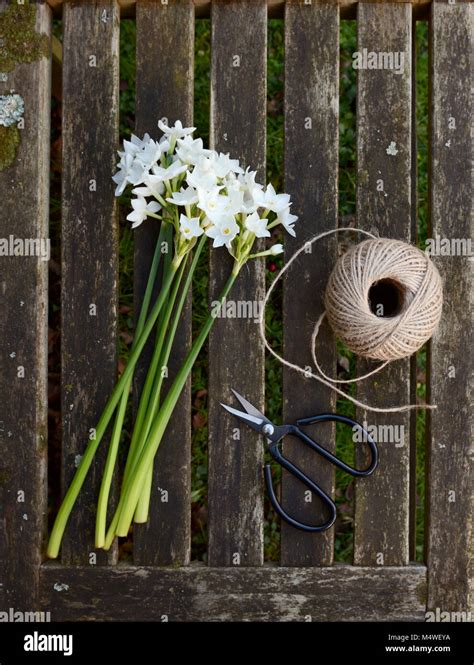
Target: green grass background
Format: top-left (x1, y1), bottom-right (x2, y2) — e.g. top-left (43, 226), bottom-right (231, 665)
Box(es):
top-left (111, 18), bottom-right (429, 562)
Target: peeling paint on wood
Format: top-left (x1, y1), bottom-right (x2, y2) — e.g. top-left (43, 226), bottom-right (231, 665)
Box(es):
top-left (427, 1), bottom-right (473, 613)
top-left (60, 0), bottom-right (119, 565)
top-left (207, 0), bottom-right (267, 567)
top-left (0, 0), bottom-right (51, 609)
top-left (282, 0), bottom-right (339, 567)
top-left (40, 563), bottom-right (427, 621)
top-left (354, 3), bottom-right (412, 566)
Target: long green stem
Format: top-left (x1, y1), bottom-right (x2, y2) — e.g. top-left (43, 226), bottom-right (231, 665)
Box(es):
top-left (129, 243), bottom-right (174, 520)
top-left (94, 226), bottom-right (168, 548)
top-left (112, 270), bottom-right (238, 539)
top-left (47, 254), bottom-right (182, 559)
top-left (131, 269), bottom-right (183, 522)
top-left (125, 257), bottom-right (186, 492)
top-left (134, 237), bottom-right (205, 522)
top-left (94, 383), bottom-right (127, 549)
top-left (122, 228), bottom-right (175, 488)
top-left (103, 236), bottom-right (208, 546)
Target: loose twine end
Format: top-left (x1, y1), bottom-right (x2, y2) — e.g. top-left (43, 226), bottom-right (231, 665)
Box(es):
top-left (259, 227), bottom-right (440, 414)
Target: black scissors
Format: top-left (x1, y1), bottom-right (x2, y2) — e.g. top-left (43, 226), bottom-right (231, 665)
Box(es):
top-left (221, 389), bottom-right (378, 533)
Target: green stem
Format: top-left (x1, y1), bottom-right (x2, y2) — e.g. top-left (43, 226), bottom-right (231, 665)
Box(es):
top-left (113, 271), bottom-right (238, 539)
top-left (134, 466), bottom-right (153, 523)
top-left (104, 237), bottom-right (208, 545)
top-left (94, 225), bottom-right (169, 548)
top-left (124, 256), bottom-right (186, 491)
top-left (134, 237), bottom-right (206, 522)
top-left (46, 253), bottom-right (182, 559)
top-left (122, 228), bottom-right (174, 488)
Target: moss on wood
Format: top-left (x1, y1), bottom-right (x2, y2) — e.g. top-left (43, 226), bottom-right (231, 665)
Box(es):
top-left (0, 1), bottom-right (49, 73)
top-left (0, 124), bottom-right (19, 170)
top-left (0, 2), bottom-right (49, 170)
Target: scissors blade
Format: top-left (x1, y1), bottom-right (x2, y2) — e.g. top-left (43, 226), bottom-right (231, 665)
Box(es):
top-left (230, 388), bottom-right (268, 422)
top-left (220, 403), bottom-right (265, 432)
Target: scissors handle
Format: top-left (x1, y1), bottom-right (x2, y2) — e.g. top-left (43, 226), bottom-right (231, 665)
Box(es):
top-left (265, 443), bottom-right (337, 533)
top-left (294, 415), bottom-right (378, 476)
top-left (264, 417), bottom-right (378, 533)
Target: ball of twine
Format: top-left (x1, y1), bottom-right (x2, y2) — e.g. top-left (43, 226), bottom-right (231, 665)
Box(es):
top-left (260, 228), bottom-right (443, 411)
top-left (324, 238), bottom-right (443, 361)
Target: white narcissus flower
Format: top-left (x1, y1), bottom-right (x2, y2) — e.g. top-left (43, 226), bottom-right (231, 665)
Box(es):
top-left (245, 212), bottom-right (270, 238)
top-left (112, 124), bottom-right (297, 262)
top-left (237, 168), bottom-right (264, 213)
top-left (241, 198), bottom-right (258, 214)
top-left (270, 243), bottom-right (284, 255)
top-left (122, 133), bottom-right (151, 158)
top-left (223, 172), bottom-right (243, 196)
top-left (176, 136), bottom-right (212, 165)
top-left (179, 214), bottom-right (204, 240)
top-left (224, 189), bottom-right (245, 216)
top-left (238, 167), bottom-right (263, 194)
top-left (205, 216), bottom-right (240, 248)
top-left (158, 138), bottom-right (171, 154)
top-left (167, 187), bottom-right (199, 207)
top-left (123, 134), bottom-right (151, 157)
top-left (277, 207), bottom-right (298, 237)
top-left (127, 159), bottom-right (151, 186)
top-left (132, 173), bottom-right (166, 199)
top-left (112, 148), bottom-right (154, 194)
top-left (186, 165), bottom-right (218, 191)
top-left (197, 188), bottom-right (229, 222)
top-left (209, 152), bottom-right (243, 178)
top-left (134, 139), bottom-right (162, 172)
top-left (112, 152), bottom-right (135, 196)
top-left (126, 197), bottom-right (161, 229)
top-left (254, 183), bottom-right (290, 213)
top-left (158, 119), bottom-right (196, 142)
top-left (152, 160), bottom-right (187, 182)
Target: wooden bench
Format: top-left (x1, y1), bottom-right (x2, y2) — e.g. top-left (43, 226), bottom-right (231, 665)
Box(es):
top-left (0, 0), bottom-right (472, 621)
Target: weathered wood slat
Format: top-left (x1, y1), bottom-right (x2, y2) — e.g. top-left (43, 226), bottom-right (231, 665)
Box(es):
top-left (409, 21), bottom-right (418, 563)
top-left (133, 0), bottom-right (194, 567)
top-left (281, 1), bottom-right (339, 567)
top-left (207, 0), bottom-right (267, 566)
top-left (427, 1), bottom-right (473, 612)
top-left (45, 0), bottom-right (434, 22)
top-left (0, 1), bottom-right (51, 610)
top-left (41, 563), bottom-right (427, 621)
top-left (354, 3), bottom-right (412, 566)
top-left (61, 0), bottom-right (120, 564)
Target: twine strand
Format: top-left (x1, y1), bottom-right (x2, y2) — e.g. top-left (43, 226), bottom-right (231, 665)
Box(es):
top-left (259, 228), bottom-right (443, 413)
